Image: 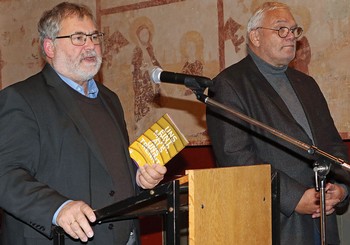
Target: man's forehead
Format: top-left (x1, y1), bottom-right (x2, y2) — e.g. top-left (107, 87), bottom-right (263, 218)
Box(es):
top-left (59, 15), bottom-right (97, 32)
top-left (263, 9), bottom-right (295, 26)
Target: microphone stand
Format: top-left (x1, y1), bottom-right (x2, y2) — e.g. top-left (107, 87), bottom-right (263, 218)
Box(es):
top-left (183, 78), bottom-right (350, 245)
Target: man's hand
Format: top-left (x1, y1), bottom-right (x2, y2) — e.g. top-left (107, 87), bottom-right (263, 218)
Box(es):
top-left (295, 183), bottom-right (347, 218)
top-left (295, 188), bottom-right (319, 215)
top-left (56, 201), bottom-right (96, 242)
top-left (136, 164), bottom-right (167, 189)
top-left (312, 183), bottom-right (346, 218)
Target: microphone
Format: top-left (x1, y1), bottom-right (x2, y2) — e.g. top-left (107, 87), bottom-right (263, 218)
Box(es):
top-left (150, 67), bottom-right (213, 88)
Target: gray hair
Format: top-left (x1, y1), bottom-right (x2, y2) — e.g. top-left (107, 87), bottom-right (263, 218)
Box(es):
top-left (247, 2), bottom-right (291, 33)
top-left (37, 2), bottom-right (96, 58)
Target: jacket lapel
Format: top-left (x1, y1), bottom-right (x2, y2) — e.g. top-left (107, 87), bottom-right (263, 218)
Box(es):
top-left (246, 57), bottom-right (296, 121)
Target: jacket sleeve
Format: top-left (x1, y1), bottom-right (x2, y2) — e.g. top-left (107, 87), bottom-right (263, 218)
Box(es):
top-left (0, 86), bottom-right (67, 238)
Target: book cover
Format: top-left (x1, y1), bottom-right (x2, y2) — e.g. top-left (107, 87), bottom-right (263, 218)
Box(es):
top-left (129, 113), bottom-right (189, 167)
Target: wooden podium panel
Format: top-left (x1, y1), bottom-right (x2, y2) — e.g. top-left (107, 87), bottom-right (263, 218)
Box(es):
top-left (187, 165), bottom-right (272, 245)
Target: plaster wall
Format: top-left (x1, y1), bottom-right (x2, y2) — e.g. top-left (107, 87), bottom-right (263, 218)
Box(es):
top-left (1, 0), bottom-right (349, 143)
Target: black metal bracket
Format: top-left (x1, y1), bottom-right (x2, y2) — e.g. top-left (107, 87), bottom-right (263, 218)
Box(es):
top-left (52, 179), bottom-right (188, 245)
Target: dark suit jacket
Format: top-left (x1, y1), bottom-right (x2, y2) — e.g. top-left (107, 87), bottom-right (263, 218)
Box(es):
top-left (0, 64), bottom-right (139, 245)
top-left (206, 55), bottom-right (350, 245)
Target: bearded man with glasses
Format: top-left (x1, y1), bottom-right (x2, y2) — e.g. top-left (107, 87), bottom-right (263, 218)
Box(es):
top-left (207, 2), bottom-right (350, 245)
top-left (0, 2), bottom-right (166, 244)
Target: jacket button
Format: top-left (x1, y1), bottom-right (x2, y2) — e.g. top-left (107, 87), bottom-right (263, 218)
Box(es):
top-left (109, 190), bottom-right (115, 196)
top-left (108, 224), bottom-right (114, 230)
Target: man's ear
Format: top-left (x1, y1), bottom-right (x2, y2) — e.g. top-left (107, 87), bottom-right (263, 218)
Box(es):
top-left (43, 38), bottom-right (55, 58)
top-left (249, 30), bottom-right (260, 47)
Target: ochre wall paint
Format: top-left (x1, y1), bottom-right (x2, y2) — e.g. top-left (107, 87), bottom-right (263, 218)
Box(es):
top-left (1, 0), bottom-right (349, 142)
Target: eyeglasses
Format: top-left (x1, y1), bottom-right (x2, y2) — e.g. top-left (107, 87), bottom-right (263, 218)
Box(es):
top-left (255, 26), bottom-right (303, 38)
top-left (55, 32), bottom-right (104, 46)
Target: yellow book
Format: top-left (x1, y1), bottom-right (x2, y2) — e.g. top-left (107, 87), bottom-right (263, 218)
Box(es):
top-left (129, 113), bottom-right (189, 167)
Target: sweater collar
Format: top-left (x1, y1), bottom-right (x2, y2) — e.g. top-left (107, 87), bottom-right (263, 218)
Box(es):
top-left (247, 46), bottom-right (288, 75)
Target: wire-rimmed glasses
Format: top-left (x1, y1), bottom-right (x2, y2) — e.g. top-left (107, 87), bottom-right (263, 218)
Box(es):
top-left (255, 26), bottom-right (303, 38)
top-left (55, 32), bottom-right (104, 46)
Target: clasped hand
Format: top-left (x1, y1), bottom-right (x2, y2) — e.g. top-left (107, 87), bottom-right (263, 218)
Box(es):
top-left (295, 183), bottom-right (346, 218)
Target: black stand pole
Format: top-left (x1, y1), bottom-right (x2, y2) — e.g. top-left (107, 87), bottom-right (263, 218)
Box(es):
top-left (313, 158), bottom-right (331, 245)
top-left (319, 176), bottom-right (327, 245)
top-left (185, 82), bottom-right (350, 245)
top-left (53, 226), bottom-right (65, 245)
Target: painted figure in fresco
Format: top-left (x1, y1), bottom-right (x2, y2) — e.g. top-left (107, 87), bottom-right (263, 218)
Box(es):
top-left (0, 3), bottom-right (166, 244)
top-left (224, 17), bottom-right (245, 53)
top-left (180, 31), bottom-right (204, 96)
top-left (207, 2), bottom-right (350, 244)
top-left (102, 26), bottom-right (129, 69)
top-left (131, 17), bottom-right (161, 122)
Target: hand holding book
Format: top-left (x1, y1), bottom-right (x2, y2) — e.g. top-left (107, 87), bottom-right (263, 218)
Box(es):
top-left (129, 114), bottom-right (189, 167)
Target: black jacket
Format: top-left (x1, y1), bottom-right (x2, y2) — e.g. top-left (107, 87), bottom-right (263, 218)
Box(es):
top-left (206, 55), bottom-right (350, 245)
top-left (0, 64), bottom-right (139, 245)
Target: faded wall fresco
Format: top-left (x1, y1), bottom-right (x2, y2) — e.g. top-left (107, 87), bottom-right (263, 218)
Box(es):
top-left (0, 0), bottom-right (349, 144)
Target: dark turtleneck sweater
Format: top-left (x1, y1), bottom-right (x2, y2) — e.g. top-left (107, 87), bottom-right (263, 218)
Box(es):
top-left (248, 47), bottom-right (314, 142)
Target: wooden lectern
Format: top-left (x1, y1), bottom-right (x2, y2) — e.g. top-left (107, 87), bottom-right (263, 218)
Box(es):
top-left (53, 164), bottom-right (279, 245)
top-left (186, 164), bottom-right (274, 245)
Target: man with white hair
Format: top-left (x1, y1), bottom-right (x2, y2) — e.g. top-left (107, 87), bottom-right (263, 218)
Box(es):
top-left (207, 2), bottom-right (350, 244)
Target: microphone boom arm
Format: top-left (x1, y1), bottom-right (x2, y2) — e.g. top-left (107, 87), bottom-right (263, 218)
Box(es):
top-left (192, 88), bottom-right (350, 172)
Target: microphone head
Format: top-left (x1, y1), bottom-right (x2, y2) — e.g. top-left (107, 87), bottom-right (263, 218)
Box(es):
top-left (150, 67), bottom-right (162, 84)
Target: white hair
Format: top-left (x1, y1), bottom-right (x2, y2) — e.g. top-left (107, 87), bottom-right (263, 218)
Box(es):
top-left (247, 2), bottom-right (291, 33)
